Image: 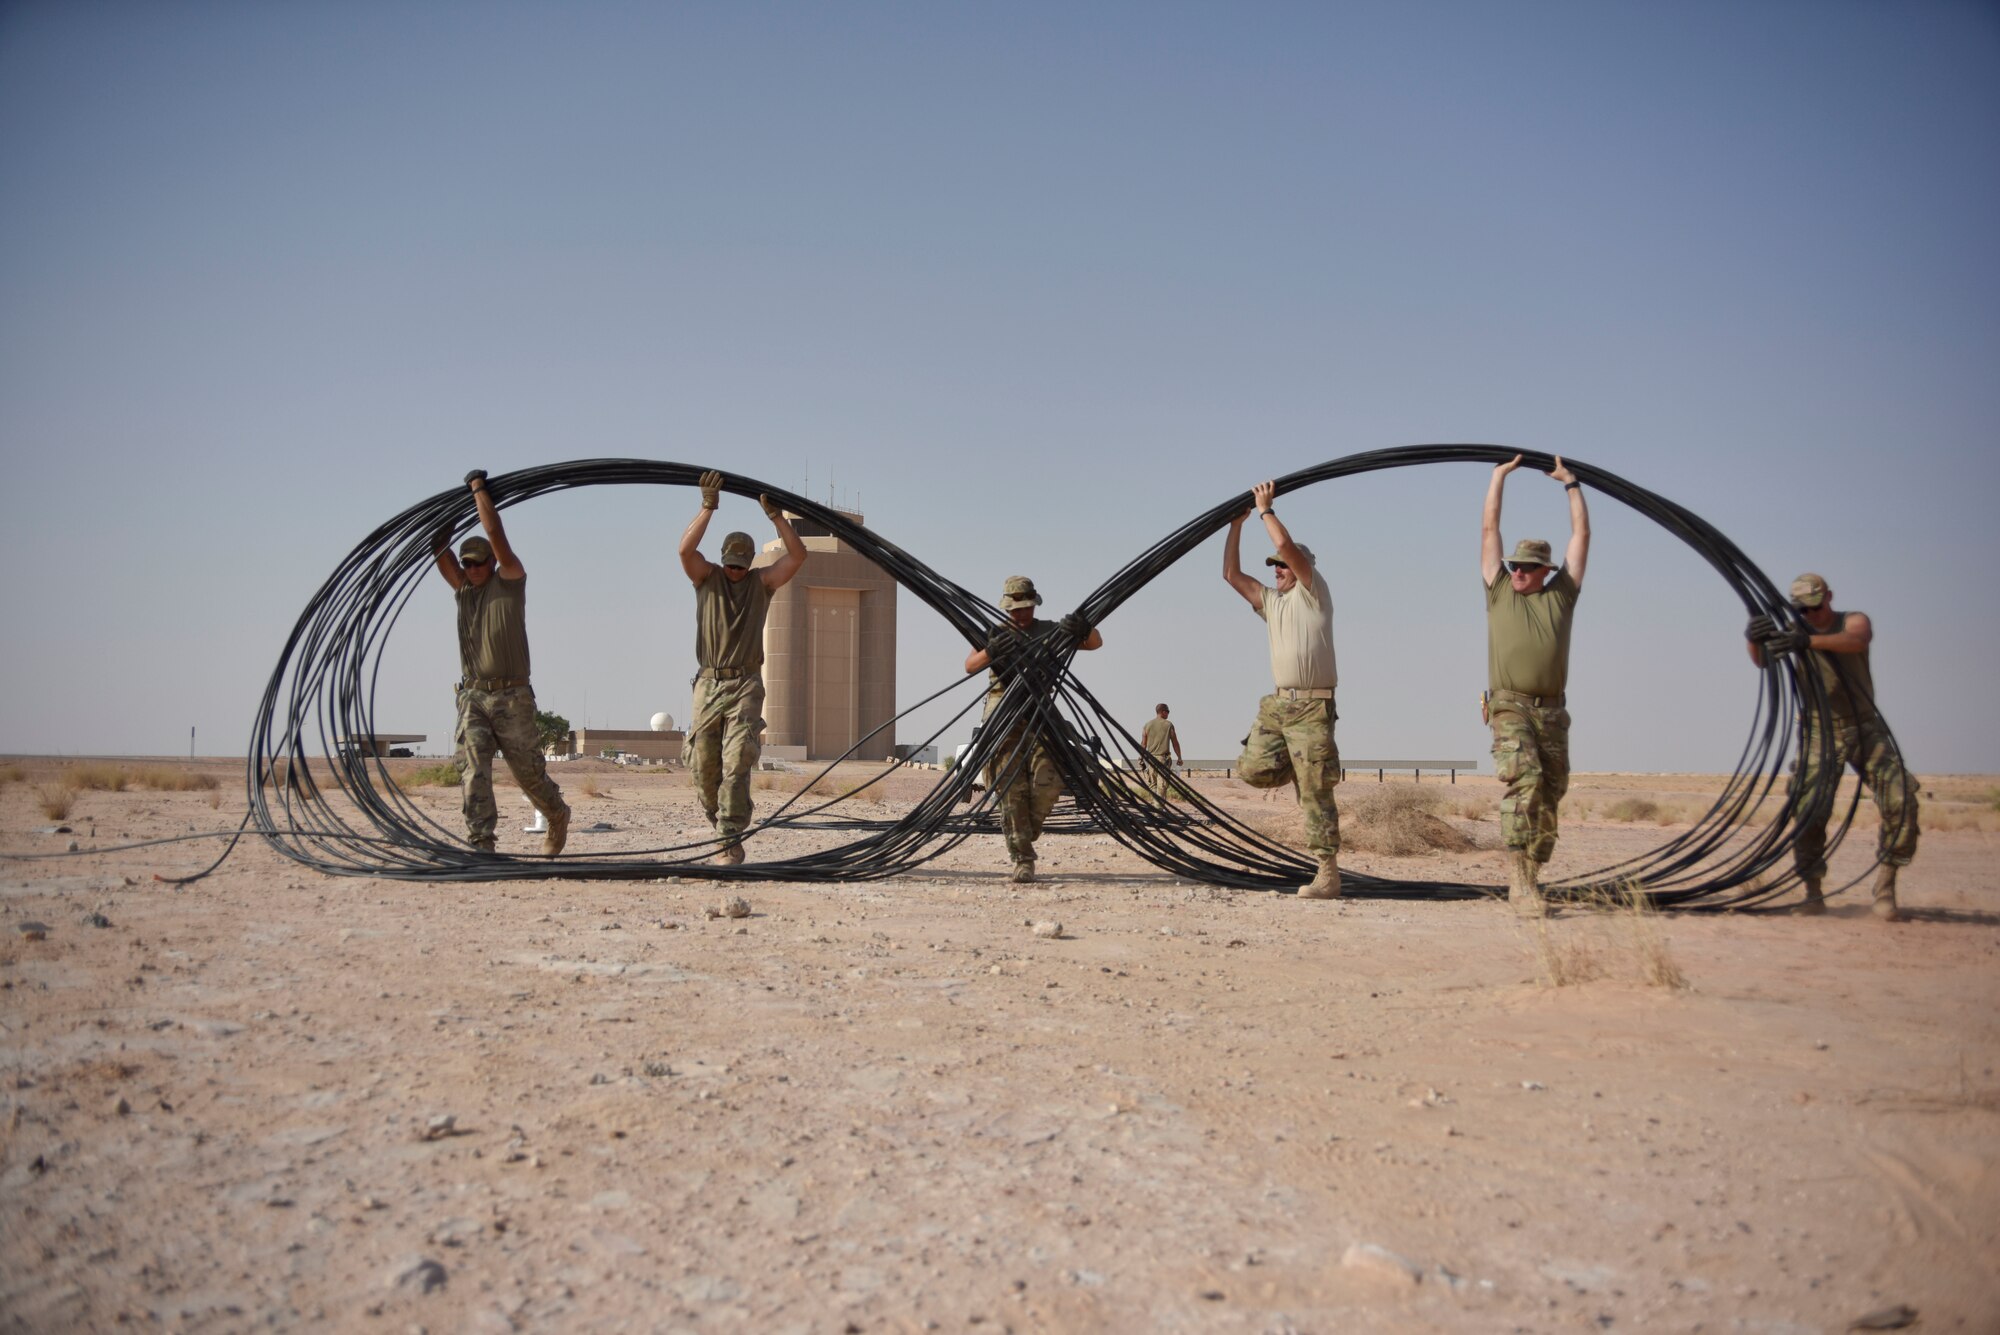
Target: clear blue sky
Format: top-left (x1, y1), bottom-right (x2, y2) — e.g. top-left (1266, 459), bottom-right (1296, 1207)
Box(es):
top-left (3, 1), bottom-right (1996, 772)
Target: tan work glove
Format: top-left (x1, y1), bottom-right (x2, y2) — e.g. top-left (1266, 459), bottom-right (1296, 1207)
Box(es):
top-left (698, 470), bottom-right (722, 510)
top-left (759, 494), bottom-right (782, 521)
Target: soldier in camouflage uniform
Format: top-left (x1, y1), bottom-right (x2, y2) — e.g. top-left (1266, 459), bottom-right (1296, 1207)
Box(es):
top-left (431, 469), bottom-right (570, 857)
top-left (1223, 480), bottom-right (1342, 899)
top-left (1140, 703), bottom-right (1183, 797)
top-left (1480, 454), bottom-right (1590, 915)
top-left (1746, 573), bottom-right (1919, 921)
top-left (962, 576), bottom-right (1102, 883)
top-left (679, 470), bottom-right (809, 864)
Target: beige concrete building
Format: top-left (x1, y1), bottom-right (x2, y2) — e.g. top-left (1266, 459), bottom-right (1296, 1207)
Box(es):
top-left (754, 509), bottom-right (897, 762)
top-left (570, 728), bottom-right (685, 763)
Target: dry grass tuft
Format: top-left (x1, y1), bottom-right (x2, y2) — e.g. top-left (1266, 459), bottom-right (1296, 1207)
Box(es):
top-left (753, 773), bottom-right (785, 792)
top-left (134, 767), bottom-right (219, 792)
top-left (1611, 880), bottom-right (1686, 989)
top-left (37, 782), bottom-right (76, 820)
top-left (67, 762), bottom-right (129, 792)
top-left (1342, 785), bottom-right (1480, 856)
top-left (577, 777), bottom-right (607, 799)
top-left (1603, 797), bottom-right (1661, 823)
top-left (1530, 916), bottom-right (1604, 987)
top-left (0, 762), bottom-right (25, 785)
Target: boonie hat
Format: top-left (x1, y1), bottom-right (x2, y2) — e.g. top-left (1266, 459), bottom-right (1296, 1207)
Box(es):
top-left (719, 531), bottom-right (757, 569)
top-left (999, 575), bottom-right (1042, 611)
top-left (459, 535), bottom-right (494, 563)
top-left (1265, 543), bottom-right (1317, 570)
top-left (1789, 573), bottom-right (1829, 609)
top-left (1507, 539), bottom-right (1554, 568)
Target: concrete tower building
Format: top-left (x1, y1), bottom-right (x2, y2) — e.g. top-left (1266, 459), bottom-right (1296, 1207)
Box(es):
top-left (753, 509), bottom-right (897, 762)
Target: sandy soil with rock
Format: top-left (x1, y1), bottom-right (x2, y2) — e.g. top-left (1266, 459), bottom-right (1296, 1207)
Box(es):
top-left (2, 757), bottom-right (1997, 1333)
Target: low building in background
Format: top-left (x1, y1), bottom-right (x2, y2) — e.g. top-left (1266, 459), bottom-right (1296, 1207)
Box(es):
top-left (570, 727), bottom-right (684, 764)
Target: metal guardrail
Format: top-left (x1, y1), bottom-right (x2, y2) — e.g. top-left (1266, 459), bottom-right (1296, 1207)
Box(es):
top-left (1168, 758), bottom-right (1481, 782)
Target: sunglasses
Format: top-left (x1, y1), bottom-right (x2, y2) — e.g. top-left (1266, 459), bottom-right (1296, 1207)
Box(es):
top-left (1504, 562), bottom-right (1546, 575)
top-left (461, 556), bottom-right (491, 568)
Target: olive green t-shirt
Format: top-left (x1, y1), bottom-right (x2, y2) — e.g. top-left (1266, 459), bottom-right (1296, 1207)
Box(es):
top-left (1806, 610), bottom-right (1878, 725)
top-left (987, 618), bottom-right (1054, 697)
top-left (456, 572), bottom-right (531, 681)
top-left (1141, 717), bottom-right (1177, 757)
top-left (696, 567), bottom-right (772, 671)
top-left (1485, 567), bottom-right (1578, 697)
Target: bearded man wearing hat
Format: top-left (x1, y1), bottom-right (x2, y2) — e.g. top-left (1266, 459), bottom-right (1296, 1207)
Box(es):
top-left (1745, 573), bottom-right (1919, 920)
top-left (961, 575), bottom-right (1103, 882)
top-left (431, 469), bottom-right (571, 857)
top-left (1479, 453), bottom-right (1591, 915)
top-left (678, 470), bottom-right (809, 864)
top-left (1223, 480), bottom-right (1344, 899)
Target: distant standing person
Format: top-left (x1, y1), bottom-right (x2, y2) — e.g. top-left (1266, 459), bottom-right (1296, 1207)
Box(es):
top-left (1140, 703), bottom-right (1183, 796)
top-left (431, 469), bottom-right (570, 857)
top-left (1745, 573), bottom-right (1919, 920)
top-left (1480, 453), bottom-right (1590, 915)
top-left (679, 470), bottom-right (808, 864)
top-left (962, 577), bottom-right (1102, 883)
top-left (1222, 480), bottom-right (1342, 900)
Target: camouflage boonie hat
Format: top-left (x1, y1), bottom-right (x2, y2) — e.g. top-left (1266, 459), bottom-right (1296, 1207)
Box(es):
top-left (719, 531), bottom-right (756, 568)
top-left (1789, 573), bottom-right (1829, 608)
top-left (1265, 543), bottom-right (1316, 569)
top-left (998, 575), bottom-right (1042, 611)
top-left (1507, 539), bottom-right (1554, 568)
top-left (458, 535), bottom-right (494, 563)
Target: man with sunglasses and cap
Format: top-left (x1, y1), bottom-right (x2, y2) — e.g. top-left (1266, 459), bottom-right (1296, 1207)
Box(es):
top-left (962, 576), bottom-right (1103, 883)
top-left (1745, 574), bottom-right (1919, 920)
top-left (431, 469), bottom-right (571, 857)
top-left (679, 469), bottom-right (809, 864)
top-left (1480, 453), bottom-right (1590, 915)
top-left (1223, 480), bottom-right (1343, 899)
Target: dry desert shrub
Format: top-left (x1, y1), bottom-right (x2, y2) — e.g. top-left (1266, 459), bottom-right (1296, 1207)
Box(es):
top-left (37, 782), bottom-right (76, 820)
top-left (1603, 797), bottom-right (1661, 823)
top-left (0, 762), bottom-right (25, 785)
top-left (1609, 881), bottom-right (1686, 989)
top-left (577, 777), bottom-right (606, 799)
top-left (399, 762), bottom-right (463, 789)
top-left (753, 773), bottom-right (785, 792)
top-left (67, 762), bottom-right (129, 792)
top-left (1341, 784), bottom-right (1480, 856)
top-left (134, 767), bottom-right (218, 792)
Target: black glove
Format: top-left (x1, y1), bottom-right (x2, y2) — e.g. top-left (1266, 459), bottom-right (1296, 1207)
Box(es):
top-left (1057, 613), bottom-right (1091, 643)
top-left (1745, 614), bottom-right (1777, 643)
top-left (431, 526), bottom-right (454, 555)
top-left (1764, 627), bottom-right (1811, 657)
top-left (986, 625), bottom-right (1022, 674)
top-left (464, 468), bottom-right (488, 488)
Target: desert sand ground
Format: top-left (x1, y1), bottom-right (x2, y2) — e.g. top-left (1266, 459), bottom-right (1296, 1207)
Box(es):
top-left (2, 756), bottom-right (1996, 1334)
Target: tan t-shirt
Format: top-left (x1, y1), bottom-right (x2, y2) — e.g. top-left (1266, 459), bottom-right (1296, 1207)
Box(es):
top-left (456, 573), bottom-right (531, 681)
top-left (696, 568), bottom-right (772, 671)
top-left (1258, 571), bottom-right (1337, 691)
top-left (1141, 717), bottom-right (1177, 757)
top-left (1486, 567), bottom-right (1578, 697)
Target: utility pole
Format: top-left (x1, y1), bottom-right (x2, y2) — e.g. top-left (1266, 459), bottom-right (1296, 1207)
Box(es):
top-left (190, 726), bottom-right (195, 760)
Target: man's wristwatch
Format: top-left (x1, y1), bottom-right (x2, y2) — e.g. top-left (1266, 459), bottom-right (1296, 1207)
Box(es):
top-left (1259, 509), bottom-right (1275, 517)
top-left (1564, 482), bottom-right (1581, 491)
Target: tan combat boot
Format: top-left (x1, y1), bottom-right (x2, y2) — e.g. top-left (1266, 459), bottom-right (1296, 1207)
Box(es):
top-left (1871, 865), bottom-right (1904, 922)
top-left (541, 803), bottom-right (570, 858)
top-left (1299, 855), bottom-right (1342, 900)
top-left (1797, 877), bottom-right (1826, 915)
top-left (714, 840), bottom-right (745, 867)
top-left (1509, 851), bottom-right (1547, 917)
top-left (1011, 858), bottom-right (1036, 885)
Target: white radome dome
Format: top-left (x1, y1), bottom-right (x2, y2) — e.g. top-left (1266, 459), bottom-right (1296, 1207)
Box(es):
top-left (650, 712), bottom-right (674, 732)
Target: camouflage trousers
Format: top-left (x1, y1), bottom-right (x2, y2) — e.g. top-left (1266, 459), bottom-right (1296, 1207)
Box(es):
top-left (1790, 717), bottom-right (1920, 879)
top-left (1236, 694), bottom-right (1341, 857)
top-left (984, 700), bottom-right (1064, 865)
top-left (454, 684), bottom-right (565, 847)
top-left (1141, 748), bottom-right (1176, 796)
top-left (688, 674), bottom-right (766, 843)
top-left (1489, 698), bottom-right (1570, 863)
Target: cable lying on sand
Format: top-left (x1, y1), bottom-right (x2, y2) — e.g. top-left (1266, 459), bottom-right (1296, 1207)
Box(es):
top-left (225, 449), bottom-right (1904, 908)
